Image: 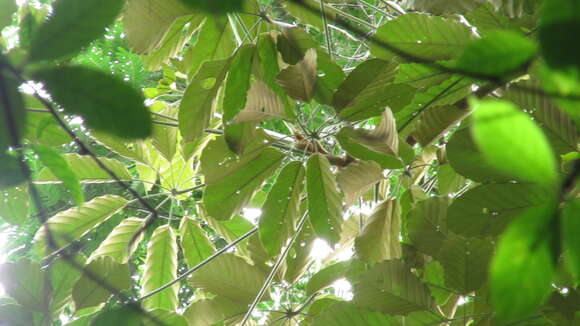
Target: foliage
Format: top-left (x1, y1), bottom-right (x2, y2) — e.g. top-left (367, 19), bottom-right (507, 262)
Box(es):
top-left (0, 0), bottom-right (579, 326)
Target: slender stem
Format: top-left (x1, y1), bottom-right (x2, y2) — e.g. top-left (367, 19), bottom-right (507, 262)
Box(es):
top-left (319, 0), bottom-right (334, 61)
top-left (137, 228), bottom-right (257, 302)
top-left (240, 212), bottom-right (309, 326)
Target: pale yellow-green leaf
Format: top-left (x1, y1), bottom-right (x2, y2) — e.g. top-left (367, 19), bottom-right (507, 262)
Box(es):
top-left (35, 153), bottom-right (132, 184)
top-left (142, 225), bottom-right (179, 311)
top-left (355, 200), bottom-right (402, 263)
top-left (33, 195), bottom-right (128, 255)
top-left (72, 256), bottom-right (131, 310)
top-left (88, 217), bottom-right (146, 264)
top-left (336, 160), bottom-right (383, 208)
top-left (183, 296), bottom-right (246, 326)
top-left (151, 102), bottom-right (179, 161)
top-left (0, 185), bottom-right (30, 225)
top-left (0, 259), bottom-right (47, 312)
top-left (91, 130), bottom-right (150, 164)
top-left (179, 216), bottom-right (215, 268)
top-left (190, 253), bottom-right (269, 303)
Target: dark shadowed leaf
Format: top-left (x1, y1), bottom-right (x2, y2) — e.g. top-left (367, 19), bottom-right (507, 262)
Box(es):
top-left (562, 198), bottom-right (580, 280)
top-left (33, 66), bottom-right (152, 139)
top-left (89, 304), bottom-right (142, 326)
top-left (178, 0), bottom-right (244, 14)
top-left (29, 0), bottom-right (125, 62)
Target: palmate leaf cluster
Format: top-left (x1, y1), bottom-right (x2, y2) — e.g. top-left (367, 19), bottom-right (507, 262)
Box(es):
top-left (0, 0), bottom-right (579, 325)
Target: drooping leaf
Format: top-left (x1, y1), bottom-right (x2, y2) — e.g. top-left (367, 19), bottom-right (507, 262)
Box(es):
top-left (32, 145), bottom-right (83, 205)
top-left (71, 257), bottom-right (131, 310)
top-left (28, 0), bottom-right (125, 62)
top-left (307, 154), bottom-right (343, 245)
top-left (473, 99), bottom-right (559, 186)
top-left (439, 234), bottom-right (493, 294)
top-left (371, 13), bottom-right (473, 62)
top-left (313, 302), bottom-right (400, 326)
top-left (232, 80), bottom-right (287, 123)
top-left (336, 160), bottom-right (383, 208)
top-left (406, 196), bottom-right (450, 257)
top-left (89, 304), bottom-right (142, 326)
top-left (353, 259), bottom-right (436, 314)
top-left (183, 296), bottom-right (246, 326)
top-left (491, 203), bottom-right (557, 321)
top-left (562, 198), bottom-right (580, 280)
top-left (33, 195), bottom-right (128, 255)
top-left (202, 137), bottom-right (284, 220)
top-left (0, 185), bottom-right (30, 225)
top-left (306, 261), bottom-right (353, 297)
top-left (189, 253), bottom-right (269, 303)
top-left (259, 161), bottom-right (305, 257)
top-left (179, 58), bottom-right (230, 143)
top-left (447, 183), bottom-right (552, 238)
top-left (276, 48), bottom-right (317, 102)
top-left (355, 200), bottom-right (402, 263)
top-left (88, 217), bottom-right (146, 264)
top-left (142, 225), bottom-right (179, 311)
top-left (223, 44), bottom-right (255, 122)
top-left (123, 0), bottom-right (193, 54)
top-left (33, 66), bottom-right (152, 139)
top-left (0, 259), bottom-right (47, 311)
top-left (179, 216), bottom-right (215, 268)
top-left (177, 0), bottom-right (243, 14)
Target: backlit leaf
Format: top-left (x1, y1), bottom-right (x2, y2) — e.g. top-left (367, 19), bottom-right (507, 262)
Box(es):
top-left (179, 216), bottom-right (215, 268)
top-left (355, 200), bottom-right (402, 263)
top-left (32, 145), bottom-right (83, 205)
top-left (0, 259), bottom-right (47, 311)
top-left (36, 153), bottom-right (132, 184)
top-left (89, 217), bottom-right (146, 264)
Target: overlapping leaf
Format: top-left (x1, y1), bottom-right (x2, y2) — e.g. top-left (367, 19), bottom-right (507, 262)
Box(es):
top-left (89, 217), bottom-right (145, 264)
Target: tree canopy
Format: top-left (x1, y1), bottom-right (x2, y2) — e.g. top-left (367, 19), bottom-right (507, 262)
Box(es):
top-left (0, 0), bottom-right (579, 325)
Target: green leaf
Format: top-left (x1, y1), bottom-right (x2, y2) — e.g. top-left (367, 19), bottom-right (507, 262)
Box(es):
top-left (179, 216), bottom-right (215, 267)
top-left (472, 99), bottom-right (558, 186)
top-left (0, 153), bottom-right (26, 189)
top-left (150, 102), bottom-right (178, 161)
top-left (313, 302), bottom-right (400, 326)
top-left (413, 105), bottom-right (469, 147)
top-left (36, 153), bottom-right (132, 184)
top-left (538, 0), bottom-right (580, 72)
top-left (33, 66), bottom-right (152, 139)
top-left (123, 0), bottom-right (193, 54)
top-left (371, 13), bottom-right (473, 62)
top-left (142, 309), bottom-right (188, 326)
top-left (491, 203), bottom-right (557, 321)
top-left (456, 31), bottom-right (537, 77)
top-left (307, 154), bottom-right (343, 245)
top-left (284, 0), bottom-right (336, 32)
top-left (32, 145), bottom-right (83, 205)
top-left (446, 127), bottom-right (511, 182)
top-left (142, 225), bottom-right (179, 311)
top-left (177, 0), bottom-right (243, 14)
top-left (202, 137), bottom-right (284, 220)
top-left (336, 127), bottom-right (403, 169)
top-left (404, 0), bottom-right (485, 14)
top-left (406, 196), bottom-right (450, 257)
top-left (353, 259), bottom-right (436, 314)
top-left (182, 16), bottom-right (234, 77)
top-left (179, 58), bottom-right (230, 143)
top-left (562, 198), bottom-right (580, 280)
top-left (503, 77), bottom-right (579, 154)
top-left (224, 44), bottom-right (255, 122)
top-left (336, 160), bottom-right (383, 208)
top-left (447, 183), bottom-right (552, 238)
top-left (0, 66), bottom-right (26, 155)
top-left (0, 304), bottom-right (34, 326)
top-left (89, 217), bottom-right (146, 264)
top-left (437, 163), bottom-right (466, 195)
top-left (183, 296), bottom-right (246, 326)
top-left (276, 48), bottom-right (317, 102)
top-left (72, 257), bottom-right (131, 310)
top-left (24, 111), bottom-right (72, 147)
top-left (89, 304), bottom-right (142, 326)
top-left (259, 161), bottom-right (305, 257)
top-left (0, 0), bottom-right (17, 30)
top-left (29, 0), bottom-right (125, 62)
top-left (306, 260), bottom-right (364, 296)
top-left (0, 185), bottom-right (30, 225)
top-left (190, 253), bottom-right (269, 303)
top-left (355, 200), bottom-right (402, 263)
top-left (232, 80), bottom-right (288, 123)
top-left (33, 195), bottom-right (128, 255)
top-left (0, 259), bottom-right (47, 311)
top-left (49, 256), bottom-right (84, 314)
top-left (438, 234), bottom-right (493, 294)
